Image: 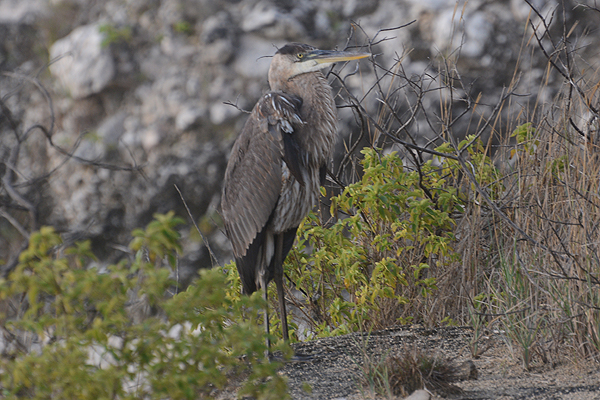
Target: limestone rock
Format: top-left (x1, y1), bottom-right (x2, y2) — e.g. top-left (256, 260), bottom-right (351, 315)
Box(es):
top-left (404, 390), bottom-right (430, 400)
top-left (2, 0), bottom-right (599, 274)
top-left (176, 106), bottom-right (206, 132)
top-left (97, 112), bottom-right (128, 146)
top-left (240, 1), bottom-right (306, 40)
top-left (200, 11), bottom-right (237, 65)
top-left (0, 0), bottom-right (48, 23)
top-left (49, 24), bottom-right (115, 99)
top-left (343, 0), bottom-right (379, 18)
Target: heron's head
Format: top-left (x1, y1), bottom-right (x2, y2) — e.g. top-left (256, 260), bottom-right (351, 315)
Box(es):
top-left (268, 43), bottom-right (370, 89)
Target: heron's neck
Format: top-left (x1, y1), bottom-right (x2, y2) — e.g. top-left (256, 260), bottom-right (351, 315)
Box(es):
top-left (272, 72), bottom-right (338, 165)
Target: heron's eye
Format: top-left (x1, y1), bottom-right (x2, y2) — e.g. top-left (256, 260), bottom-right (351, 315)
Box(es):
top-left (297, 53), bottom-right (304, 59)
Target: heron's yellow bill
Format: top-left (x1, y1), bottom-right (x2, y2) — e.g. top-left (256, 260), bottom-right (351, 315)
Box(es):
top-left (308, 49), bottom-right (371, 64)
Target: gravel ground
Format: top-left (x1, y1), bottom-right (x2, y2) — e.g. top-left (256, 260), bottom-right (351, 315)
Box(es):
top-left (279, 326), bottom-right (600, 399)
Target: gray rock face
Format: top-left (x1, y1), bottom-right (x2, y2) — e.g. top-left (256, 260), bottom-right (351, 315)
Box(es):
top-left (0, 0), bottom-right (48, 23)
top-left (240, 1), bottom-right (306, 39)
top-left (1, 0), bottom-right (599, 274)
top-left (49, 24), bottom-right (116, 99)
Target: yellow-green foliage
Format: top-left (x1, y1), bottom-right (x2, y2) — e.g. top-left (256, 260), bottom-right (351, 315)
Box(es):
top-left (437, 135), bottom-right (503, 200)
top-left (0, 213), bottom-right (289, 399)
top-left (510, 122), bottom-right (538, 156)
top-left (173, 21), bottom-right (193, 35)
top-left (98, 24), bottom-right (132, 48)
top-left (286, 148), bottom-right (461, 337)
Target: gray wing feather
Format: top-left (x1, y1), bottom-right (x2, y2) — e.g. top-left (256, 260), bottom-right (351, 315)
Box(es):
top-left (221, 91), bottom-right (304, 258)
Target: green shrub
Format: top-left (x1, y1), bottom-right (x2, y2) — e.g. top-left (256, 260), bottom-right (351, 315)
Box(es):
top-left (285, 148), bottom-right (461, 338)
top-left (0, 213), bottom-right (289, 399)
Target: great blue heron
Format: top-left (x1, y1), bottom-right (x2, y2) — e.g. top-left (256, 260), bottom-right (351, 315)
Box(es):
top-left (221, 43), bottom-right (369, 347)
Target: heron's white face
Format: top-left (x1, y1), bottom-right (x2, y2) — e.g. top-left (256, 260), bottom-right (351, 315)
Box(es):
top-left (289, 58), bottom-right (324, 76)
top-left (268, 46), bottom-right (370, 89)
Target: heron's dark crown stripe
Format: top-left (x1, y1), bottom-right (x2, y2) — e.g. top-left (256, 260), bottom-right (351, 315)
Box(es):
top-left (276, 43), bottom-right (315, 56)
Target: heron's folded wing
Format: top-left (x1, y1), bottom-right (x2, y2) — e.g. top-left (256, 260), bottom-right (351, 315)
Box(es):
top-left (221, 92), bottom-right (304, 258)
top-left (222, 92), bottom-right (306, 257)
top-left (221, 117), bottom-right (280, 257)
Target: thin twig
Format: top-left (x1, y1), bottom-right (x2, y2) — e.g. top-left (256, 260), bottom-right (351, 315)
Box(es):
top-left (174, 184), bottom-right (220, 268)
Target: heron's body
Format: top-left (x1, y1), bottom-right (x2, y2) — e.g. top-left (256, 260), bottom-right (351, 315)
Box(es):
top-left (221, 43), bottom-right (369, 346)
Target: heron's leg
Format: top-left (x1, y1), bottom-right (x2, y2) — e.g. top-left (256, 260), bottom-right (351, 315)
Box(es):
top-left (274, 234), bottom-right (289, 342)
top-left (261, 273), bottom-right (271, 355)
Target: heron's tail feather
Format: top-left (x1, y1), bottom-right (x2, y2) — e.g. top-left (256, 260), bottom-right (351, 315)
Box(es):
top-left (236, 226), bottom-right (298, 295)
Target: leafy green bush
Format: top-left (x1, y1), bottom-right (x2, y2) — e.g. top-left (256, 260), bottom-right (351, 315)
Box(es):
top-left (0, 213), bottom-right (288, 399)
top-left (284, 148), bottom-right (461, 338)
top-left (437, 135), bottom-right (503, 200)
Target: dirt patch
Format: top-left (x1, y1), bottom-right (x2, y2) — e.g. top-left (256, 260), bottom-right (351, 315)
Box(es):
top-left (280, 326), bottom-right (600, 399)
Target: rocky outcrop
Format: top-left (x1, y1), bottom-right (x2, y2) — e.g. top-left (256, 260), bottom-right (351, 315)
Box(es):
top-left (1, 0), bottom-right (598, 275)
top-left (49, 24), bottom-right (116, 99)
